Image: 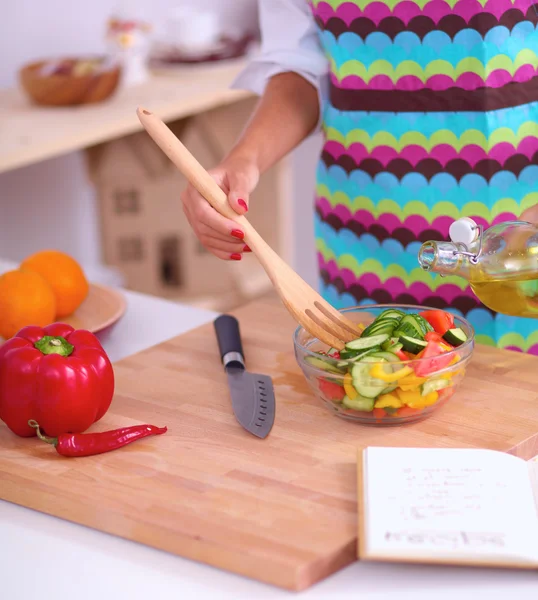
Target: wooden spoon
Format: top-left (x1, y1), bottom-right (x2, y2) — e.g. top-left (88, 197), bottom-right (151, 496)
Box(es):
top-left (136, 107), bottom-right (360, 349)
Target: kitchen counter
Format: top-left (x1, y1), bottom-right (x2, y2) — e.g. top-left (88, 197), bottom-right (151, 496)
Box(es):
top-left (1, 262), bottom-right (538, 599)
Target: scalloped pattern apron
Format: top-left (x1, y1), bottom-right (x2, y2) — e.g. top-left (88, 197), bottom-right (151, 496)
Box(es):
top-left (309, 0), bottom-right (538, 354)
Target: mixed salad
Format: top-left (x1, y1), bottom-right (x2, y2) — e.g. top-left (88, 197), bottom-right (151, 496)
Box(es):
top-left (304, 308), bottom-right (469, 420)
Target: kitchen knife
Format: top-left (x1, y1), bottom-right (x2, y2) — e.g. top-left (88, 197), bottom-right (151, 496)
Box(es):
top-left (213, 314), bottom-right (275, 438)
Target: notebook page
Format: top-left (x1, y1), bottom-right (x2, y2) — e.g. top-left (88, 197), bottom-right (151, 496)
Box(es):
top-left (362, 447), bottom-right (538, 565)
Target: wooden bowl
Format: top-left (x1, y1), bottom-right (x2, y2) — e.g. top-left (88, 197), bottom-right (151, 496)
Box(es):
top-left (19, 56), bottom-right (122, 106)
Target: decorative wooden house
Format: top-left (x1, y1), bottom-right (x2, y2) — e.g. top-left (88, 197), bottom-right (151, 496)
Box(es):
top-left (86, 98), bottom-right (288, 310)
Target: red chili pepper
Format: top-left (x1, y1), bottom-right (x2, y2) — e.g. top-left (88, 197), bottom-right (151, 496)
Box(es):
top-left (28, 420), bottom-right (167, 457)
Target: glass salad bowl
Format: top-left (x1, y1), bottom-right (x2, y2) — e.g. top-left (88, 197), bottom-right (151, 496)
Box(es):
top-left (293, 304), bottom-right (475, 425)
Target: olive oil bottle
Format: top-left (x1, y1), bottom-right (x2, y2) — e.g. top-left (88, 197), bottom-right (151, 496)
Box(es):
top-left (418, 218), bottom-right (538, 319)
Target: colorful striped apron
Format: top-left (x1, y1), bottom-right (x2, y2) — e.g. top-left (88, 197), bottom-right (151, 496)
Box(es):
top-left (309, 0), bottom-right (538, 355)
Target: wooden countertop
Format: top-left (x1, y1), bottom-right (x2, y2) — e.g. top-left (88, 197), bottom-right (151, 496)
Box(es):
top-left (2, 294), bottom-right (538, 591)
top-left (0, 60), bottom-right (251, 174)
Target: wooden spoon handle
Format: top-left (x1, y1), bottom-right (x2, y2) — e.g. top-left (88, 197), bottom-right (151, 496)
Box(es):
top-left (136, 107), bottom-right (246, 224)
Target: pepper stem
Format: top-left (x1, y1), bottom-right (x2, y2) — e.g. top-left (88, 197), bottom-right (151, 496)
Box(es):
top-left (34, 335), bottom-right (74, 357)
top-left (28, 420), bottom-right (58, 446)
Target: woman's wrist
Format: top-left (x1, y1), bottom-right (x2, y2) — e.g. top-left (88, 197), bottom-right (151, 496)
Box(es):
top-left (224, 142), bottom-right (262, 174)
top-left (224, 73), bottom-right (321, 174)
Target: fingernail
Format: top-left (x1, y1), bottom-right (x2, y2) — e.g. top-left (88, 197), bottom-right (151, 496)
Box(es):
top-left (243, 245), bottom-right (252, 252)
top-left (231, 229), bottom-right (244, 240)
top-left (231, 253), bottom-right (242, 261)
top-left (238, 199), bottom-right (248, 212)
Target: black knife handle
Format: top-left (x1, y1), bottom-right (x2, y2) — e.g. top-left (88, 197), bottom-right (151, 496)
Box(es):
top-left (213, 315), bottom-right (245, 369)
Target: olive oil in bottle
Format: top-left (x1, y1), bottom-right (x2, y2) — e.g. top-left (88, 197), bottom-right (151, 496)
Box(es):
top-left (418, 218), bottom-right (538, 319)
top-left (469, 276), bottom-right (538, 318)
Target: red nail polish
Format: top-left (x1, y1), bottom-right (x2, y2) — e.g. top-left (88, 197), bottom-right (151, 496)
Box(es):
top-left (243, 245), bottom-right (252, 252)
top-left (238, 199), bottom-right (248, 212)
top-left (231, 229), bottom-right (244, 240)
top-left (231, 253), bottom-right (242, 261)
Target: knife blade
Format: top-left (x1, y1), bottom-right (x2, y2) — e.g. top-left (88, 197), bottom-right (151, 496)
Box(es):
top-left (213, 314), bottom-right (275, 438)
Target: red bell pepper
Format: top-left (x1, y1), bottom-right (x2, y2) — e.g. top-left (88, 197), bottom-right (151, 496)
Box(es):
top-left (0, 323), bottom-right (114, 437)
top-left (413, 340), bottom-right (454, 377)
top-left (419, 310), bottom-right (454, 336)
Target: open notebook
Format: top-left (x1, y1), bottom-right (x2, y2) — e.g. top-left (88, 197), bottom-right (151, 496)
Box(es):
top-left (357, 447), bottom-right (538, 569)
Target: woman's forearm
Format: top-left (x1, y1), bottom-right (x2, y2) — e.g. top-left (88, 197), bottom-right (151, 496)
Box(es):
top-left (227, 71), bottom-right (321, 173)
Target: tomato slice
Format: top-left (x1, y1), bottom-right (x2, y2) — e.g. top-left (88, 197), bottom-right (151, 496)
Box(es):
top-left (413, 341), bottom-right (453, 377)
top-left (424, 331), bottom-right (443, 343)
top-left (419, 310), bottom-right (454, 335)
top-left (394, 349), bottom-right (409, 361)
top-left (318, 378), bottom-right (346, 401)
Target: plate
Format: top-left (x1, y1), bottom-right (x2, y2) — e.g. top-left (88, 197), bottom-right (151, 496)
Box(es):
top-left (0, 283), bottom-right (127, 342)
top-left (61, 283), bottom-right (127, 333)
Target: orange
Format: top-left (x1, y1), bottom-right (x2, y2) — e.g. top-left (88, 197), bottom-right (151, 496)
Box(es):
top-left (20, 249), bottom-right (89, 318)
top-left (0, 269), bottom-right (57, 339)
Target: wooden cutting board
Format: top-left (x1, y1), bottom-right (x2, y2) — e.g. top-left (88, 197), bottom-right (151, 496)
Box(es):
top-left (2, 295), bottom-right (538, 590)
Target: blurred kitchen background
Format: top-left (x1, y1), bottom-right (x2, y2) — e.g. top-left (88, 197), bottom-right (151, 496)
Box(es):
top-left (0, 0), bottom-right (322, 311)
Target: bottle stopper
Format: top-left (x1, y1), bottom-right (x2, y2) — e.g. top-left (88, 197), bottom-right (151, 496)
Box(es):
top-left (449, 217), bottom-right (480, 248)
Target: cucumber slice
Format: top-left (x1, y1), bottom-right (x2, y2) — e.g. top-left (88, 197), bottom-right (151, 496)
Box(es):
top-left (399, 335), bottom-right (428, 354)
top-left (377, 309), bottom-right (405, 320)
top-left (360, 311), bottom-right (402, 337)
top-left (304, 355), bottom-right (345, 374)
top-left (369, 350), bottom-right (401, 363)
top-left (342, 394), bottom-right (375, 412)
top-left (415, 314), bottom-right (434, 334)
top-left (394, 322), bottom-right (422, 339)
top-left (421, 378), bottom-right (451, 396)
top-left (381, 336), bottom-right (400, 351)
top-left (336, 348), bottom-right (378, 369)
top-left (399, 315), bottom-right (425, 339)
top-left (345, 333), bottom-right (389, 351)
top-left (387, 342), bottom-right (404, 354)
top-left (351, 356), bottom-right (389, 398)
top-left (339, 349), bottom-right (362, 360)
top-left (364, 317), bottom-right (400, 332)
top-left (443, 327), bottom-right (467, 347)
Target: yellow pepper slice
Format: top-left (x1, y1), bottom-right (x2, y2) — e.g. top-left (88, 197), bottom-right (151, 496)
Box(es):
top-left (369, 363), bottom-right (413, 383)
top-left (397, 373), bottom-right (427, 391)
top-left (397, 388), bottom-right (439, 409)
top-left (396, 388), bottom-right (421, 405)
top-left (374, 393), bottom-right (403, 409)
top-left (408, 391), bottom-right (439, 408)
top-left (343, 372), bottom-right (358, 400)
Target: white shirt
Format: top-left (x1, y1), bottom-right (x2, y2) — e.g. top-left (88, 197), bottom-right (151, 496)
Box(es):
top-left (232, 0), bottom-right (328, 127)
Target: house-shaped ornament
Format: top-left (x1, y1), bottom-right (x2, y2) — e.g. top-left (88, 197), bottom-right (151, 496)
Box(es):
top-left (86, 98), bottom-right (286, 310)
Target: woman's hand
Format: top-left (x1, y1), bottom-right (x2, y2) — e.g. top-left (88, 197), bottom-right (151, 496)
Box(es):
top-left (520, 204), bottom-right (538, 224)
top-left (180, 71), bottom-right (320, 260)
top-left (180, 155), bottom-right (259, 260)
